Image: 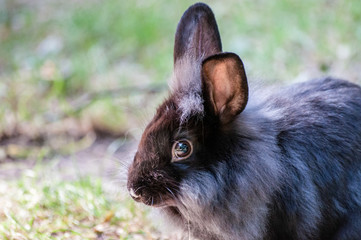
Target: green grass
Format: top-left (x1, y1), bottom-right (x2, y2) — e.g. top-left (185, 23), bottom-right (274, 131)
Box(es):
top-left (1, 0), bottom-right (361, 239)
top-left (0, 171), bottom-right (161, 239)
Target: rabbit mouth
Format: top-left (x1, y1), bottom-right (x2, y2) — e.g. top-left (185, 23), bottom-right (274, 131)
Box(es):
top-left (140, 195), bottom-right (177, 208)
top-left (150, 198), bottom-right (177, 208)
top-left (128, 187), bottom-right (177, 207)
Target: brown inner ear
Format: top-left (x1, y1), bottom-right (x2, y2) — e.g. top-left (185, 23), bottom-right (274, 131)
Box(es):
top-left (202, 53), bottom-right (248, 124)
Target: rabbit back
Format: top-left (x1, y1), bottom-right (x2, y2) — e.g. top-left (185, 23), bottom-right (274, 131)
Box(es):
top-left (261, 77), bottom-right (361, 239)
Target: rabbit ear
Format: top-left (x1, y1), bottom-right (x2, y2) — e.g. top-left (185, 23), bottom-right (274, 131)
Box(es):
top-left (202, 53), bottom-right (248, 124)
top-left (173, 3), bottom-right (222, 65)
top-left (171, 3), bottom-right (222, 123)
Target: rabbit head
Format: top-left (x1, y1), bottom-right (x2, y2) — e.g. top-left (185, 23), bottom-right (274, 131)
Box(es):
top-left (127, 2), bottom-right (248, 206)
top-left (127, 3), bottom-right (281, 239)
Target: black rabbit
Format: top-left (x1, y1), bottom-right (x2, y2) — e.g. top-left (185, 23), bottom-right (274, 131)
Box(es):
top-left (127, 2), bottom-right (361, 239)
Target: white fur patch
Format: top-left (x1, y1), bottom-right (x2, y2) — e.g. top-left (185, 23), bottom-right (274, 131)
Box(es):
top-left (170, 56), bottom-right (204, 123)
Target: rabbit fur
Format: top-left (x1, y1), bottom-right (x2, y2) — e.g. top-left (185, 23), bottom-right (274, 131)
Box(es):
top-left (127, 2), bottom-right (361, 240)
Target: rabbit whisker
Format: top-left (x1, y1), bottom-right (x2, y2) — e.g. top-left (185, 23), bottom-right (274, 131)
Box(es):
top-left (159, 193), bottom-right (163, 203)
top-left (134, 186), bottom-right (145, 194)
top-left (165, 187), bottom-right (177, 199)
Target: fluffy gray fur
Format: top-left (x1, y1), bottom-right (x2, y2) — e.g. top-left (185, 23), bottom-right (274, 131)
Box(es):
top-left (170, 56), bottom-right (204, 124)
top-left (159, 78), bottom-right (361, 240)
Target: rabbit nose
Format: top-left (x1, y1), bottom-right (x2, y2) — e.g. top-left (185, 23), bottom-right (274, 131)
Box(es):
top-left (129, 188), bottom-right (141, 200)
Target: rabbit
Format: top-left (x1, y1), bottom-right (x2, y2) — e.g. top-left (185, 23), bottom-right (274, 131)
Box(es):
top-left (127, 2), bottom-right (361, 240)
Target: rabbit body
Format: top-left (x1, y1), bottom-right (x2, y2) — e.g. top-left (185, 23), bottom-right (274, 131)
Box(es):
top-left (261, 78), bottom-right (361, 240)
top-left (158, 77), bottom-right (361, 240)
top-left (127, 3), bottom-right (361, 240)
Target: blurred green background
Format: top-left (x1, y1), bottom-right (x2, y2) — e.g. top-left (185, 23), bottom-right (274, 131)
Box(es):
top-left (0, 0), bottom-right (360, 239)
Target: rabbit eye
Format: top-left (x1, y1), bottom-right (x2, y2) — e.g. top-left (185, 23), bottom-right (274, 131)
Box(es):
top-left (172, 139), bottom-right (193, 161)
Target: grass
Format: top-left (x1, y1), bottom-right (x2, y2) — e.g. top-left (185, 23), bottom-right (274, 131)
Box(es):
top-left (1, 0), bottom-right (361, 239)
top-left (0, 170), bottom-right (162, 240)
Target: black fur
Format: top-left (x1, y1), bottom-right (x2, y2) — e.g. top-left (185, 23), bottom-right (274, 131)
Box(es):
top-left (127, 3), bottom-right (361, 239)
